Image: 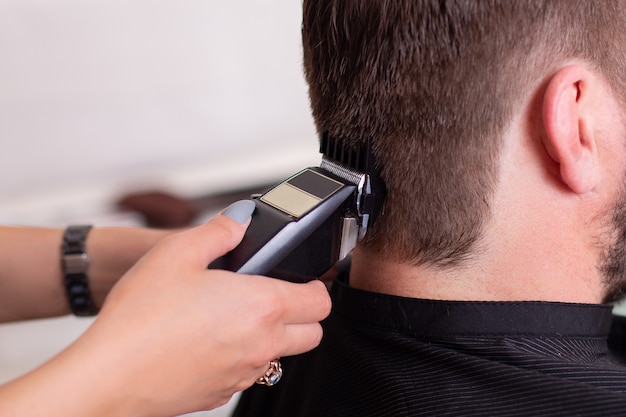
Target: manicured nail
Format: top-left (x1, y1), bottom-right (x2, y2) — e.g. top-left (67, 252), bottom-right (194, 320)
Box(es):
top-left (222, 200), bottom-right (256, 224)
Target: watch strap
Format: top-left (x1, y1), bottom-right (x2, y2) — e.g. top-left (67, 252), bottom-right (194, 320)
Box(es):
top-left (62, 225), bottom-right (99, 316)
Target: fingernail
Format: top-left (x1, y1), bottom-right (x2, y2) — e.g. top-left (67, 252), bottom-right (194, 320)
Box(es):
top-left (222, 200), bottom-right (256, 224)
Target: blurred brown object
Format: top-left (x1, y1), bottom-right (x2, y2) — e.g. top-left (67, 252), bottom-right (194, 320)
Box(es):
top-left (117, 184), bottom-right (273, 229)
top-left (117, 191), bottom-right (198, 228)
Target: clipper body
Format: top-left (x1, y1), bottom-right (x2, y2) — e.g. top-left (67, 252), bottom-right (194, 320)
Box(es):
top-left (208, 134), bottom-right (384, 282)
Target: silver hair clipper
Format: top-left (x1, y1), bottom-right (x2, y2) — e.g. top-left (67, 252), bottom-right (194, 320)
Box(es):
top-left (208, 133), bottom-right (385, 282)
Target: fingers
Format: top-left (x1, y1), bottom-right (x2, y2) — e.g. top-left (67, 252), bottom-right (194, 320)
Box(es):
top-left (271, 280), bottom-right (330, 357)
top-left (276, 322), bottom-right (325, 357)
top-left (239, 279), bottom-right (330, 359)
top-left (164, 200), bottom-right (256, 264)
top-left (273, 279), bottom-right (332, 324)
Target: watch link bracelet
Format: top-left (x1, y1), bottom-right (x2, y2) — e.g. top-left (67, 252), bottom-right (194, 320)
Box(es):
top-left (61, 225), bottom-right (99, 316)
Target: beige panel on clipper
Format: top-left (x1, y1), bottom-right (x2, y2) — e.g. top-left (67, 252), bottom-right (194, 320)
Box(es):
top-left (261, 184), bottom-right (321, 218)
top-left (260, 169), bottom-right (344, 219)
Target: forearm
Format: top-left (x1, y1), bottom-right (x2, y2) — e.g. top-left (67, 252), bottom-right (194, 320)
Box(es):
top-left (0, 226), bottom-right (171, 322)
top-left (0, 325), bottom-right (145, 417)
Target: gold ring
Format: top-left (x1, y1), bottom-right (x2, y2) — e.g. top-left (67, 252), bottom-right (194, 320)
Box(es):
top-left (255, 358), bottom-right (282, 386)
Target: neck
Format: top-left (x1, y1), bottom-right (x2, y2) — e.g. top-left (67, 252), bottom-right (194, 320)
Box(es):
top-left (348, 246), bottom-right (603, 303)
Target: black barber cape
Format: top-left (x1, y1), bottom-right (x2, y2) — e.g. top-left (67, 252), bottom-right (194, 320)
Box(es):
top-left (234, 277), bottom-right (626, 417)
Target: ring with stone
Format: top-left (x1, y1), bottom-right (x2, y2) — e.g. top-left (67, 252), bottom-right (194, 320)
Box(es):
top-left (256, 358), bottom-right (283, 386)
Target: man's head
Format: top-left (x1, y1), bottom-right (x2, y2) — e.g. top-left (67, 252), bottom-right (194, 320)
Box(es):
top-left (302, 1), bottom-right (626, 299)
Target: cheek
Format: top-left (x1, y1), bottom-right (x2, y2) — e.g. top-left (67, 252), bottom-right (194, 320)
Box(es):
top-left (596, 119), bottom-right (626, 198)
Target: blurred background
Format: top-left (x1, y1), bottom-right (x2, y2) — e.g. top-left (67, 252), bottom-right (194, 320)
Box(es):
top-left (0, 0), bottom-right (320, 415)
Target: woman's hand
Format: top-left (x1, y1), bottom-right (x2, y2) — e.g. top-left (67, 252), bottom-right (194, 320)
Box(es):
top-left (0, 201), bottom-right (332, 417)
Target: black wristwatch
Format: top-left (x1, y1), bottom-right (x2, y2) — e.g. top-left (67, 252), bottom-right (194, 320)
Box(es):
top-left (62, 225), bottom-right (99, 316)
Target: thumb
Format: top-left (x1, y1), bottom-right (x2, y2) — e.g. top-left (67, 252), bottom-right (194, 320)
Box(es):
top-left (168, 200), bottom-right (256, 265)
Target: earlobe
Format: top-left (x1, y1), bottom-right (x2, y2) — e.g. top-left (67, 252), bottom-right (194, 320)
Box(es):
top-left (542, 65), bottom-right (598, 194)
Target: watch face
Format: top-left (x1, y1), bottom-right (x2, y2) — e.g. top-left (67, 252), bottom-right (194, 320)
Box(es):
top-left (62, 253), bottom-right (89, 274)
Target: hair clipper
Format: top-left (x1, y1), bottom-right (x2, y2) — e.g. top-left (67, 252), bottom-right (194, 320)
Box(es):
top-left (208, 133), bottom-right (385, 282)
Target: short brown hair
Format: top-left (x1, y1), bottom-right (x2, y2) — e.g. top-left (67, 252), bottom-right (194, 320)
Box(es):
top-left (302, 0), bottom-right (626, 267)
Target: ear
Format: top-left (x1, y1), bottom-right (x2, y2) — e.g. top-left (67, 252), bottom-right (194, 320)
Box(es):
top-left (542, 65), bottom-right (599, 194)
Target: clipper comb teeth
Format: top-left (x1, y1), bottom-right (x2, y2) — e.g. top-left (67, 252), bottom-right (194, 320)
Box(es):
top-left (319, 132), bottom-right (385, 222)
top-left (320, 132), bottom-right (373, 173)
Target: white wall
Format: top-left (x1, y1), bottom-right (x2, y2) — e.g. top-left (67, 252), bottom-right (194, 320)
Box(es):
top-left (0, 0), bottom-right (320, 224)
